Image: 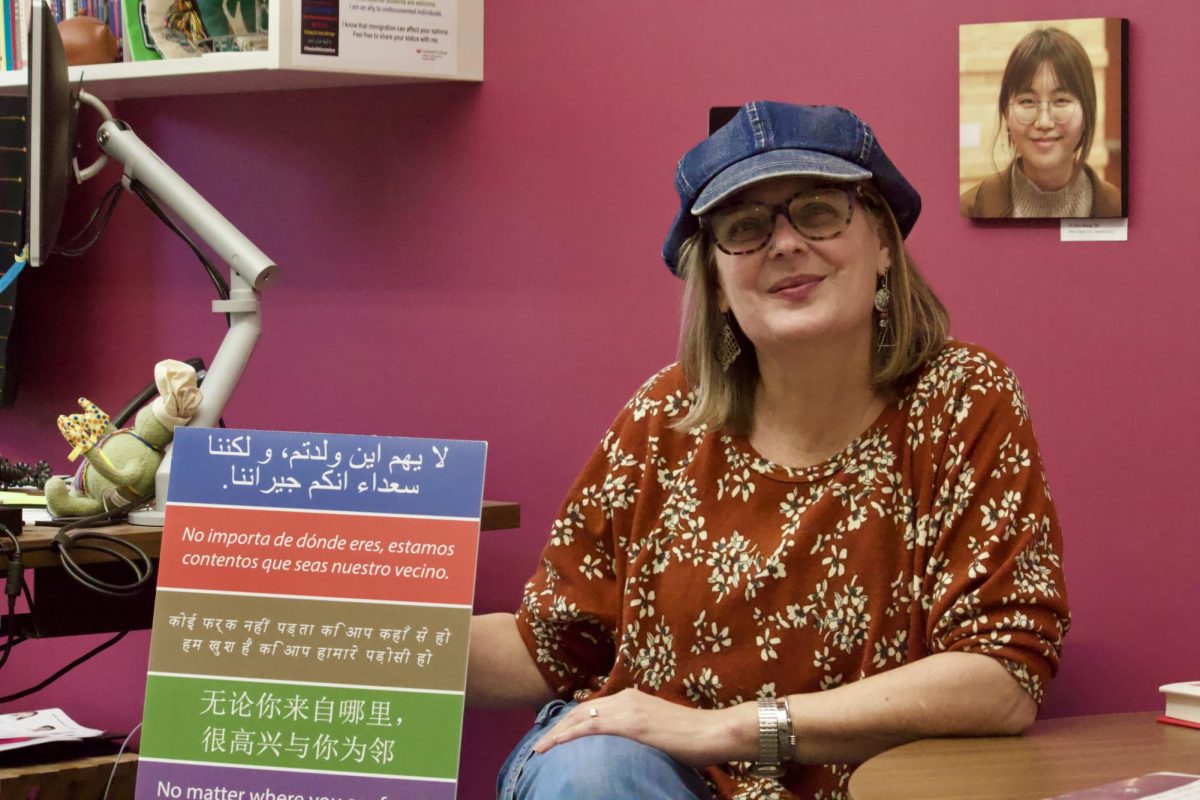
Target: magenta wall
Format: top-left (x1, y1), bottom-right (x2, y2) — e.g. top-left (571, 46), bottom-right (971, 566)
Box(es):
top-left (3, 1), bottom-right (1197, 794)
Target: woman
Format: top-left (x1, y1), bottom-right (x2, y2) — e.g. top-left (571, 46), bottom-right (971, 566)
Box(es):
top-left (960, 27), bottom-right (1121, 218)
top-left (470, 102), bottom-right (1070, 799)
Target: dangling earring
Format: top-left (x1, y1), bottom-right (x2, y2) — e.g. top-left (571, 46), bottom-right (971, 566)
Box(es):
top-left (874, 270), bottom-right (892, 334)
top-left (717, 315), bottom-right (742, 371)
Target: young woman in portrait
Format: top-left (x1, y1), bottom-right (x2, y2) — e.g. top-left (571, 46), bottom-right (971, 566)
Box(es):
top-left (961, 27), bottom-right (1122, 218)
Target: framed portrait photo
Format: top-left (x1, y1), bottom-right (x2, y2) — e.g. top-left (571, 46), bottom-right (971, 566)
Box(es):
top-left (959, 18), bottom-right (1128, 220)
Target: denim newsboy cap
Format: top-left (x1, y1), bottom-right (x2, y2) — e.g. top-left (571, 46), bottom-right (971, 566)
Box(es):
top-left (662, 101), bottom-right (921, 274)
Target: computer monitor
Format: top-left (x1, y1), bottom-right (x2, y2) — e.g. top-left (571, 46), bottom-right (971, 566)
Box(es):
top-left (26, 0), bottom-right (76, 268)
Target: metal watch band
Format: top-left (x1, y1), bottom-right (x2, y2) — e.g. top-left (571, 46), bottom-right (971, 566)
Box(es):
top-left (752, 695), bottom-right (784, 778)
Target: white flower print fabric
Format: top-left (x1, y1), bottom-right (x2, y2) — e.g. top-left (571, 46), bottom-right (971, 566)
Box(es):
top-left (515, 341), bottom-right (1069, 799)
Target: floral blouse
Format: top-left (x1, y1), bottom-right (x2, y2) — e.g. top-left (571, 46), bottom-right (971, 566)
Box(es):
top-left (515, 341), bottom-right (1070, 799)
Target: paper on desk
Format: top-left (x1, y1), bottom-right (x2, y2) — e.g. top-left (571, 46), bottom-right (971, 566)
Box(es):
top-left (0, 490), bottom-right (53, 525)
top-left (0, 708), bottom-right (102, 752)
top-left (0, 490), bottom-right (48, 506)
top-left (1045, 772), bottom-right (1200, 799)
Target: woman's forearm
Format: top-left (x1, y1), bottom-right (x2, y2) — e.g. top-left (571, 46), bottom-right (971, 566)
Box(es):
top-left (535, 652), bottom-right (1038, 769)
top-left (466, 612), bottom-right (558, 710)
top-left (774, 651), bottom-right (1038, 765)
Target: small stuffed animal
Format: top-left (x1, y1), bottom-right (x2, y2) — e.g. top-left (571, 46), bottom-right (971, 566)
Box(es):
top-left (45, 359), bottom-right (202, 517)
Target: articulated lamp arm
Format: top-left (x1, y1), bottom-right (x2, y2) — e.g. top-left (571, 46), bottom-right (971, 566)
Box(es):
top-left (81, 96), bottom-right (279, 525)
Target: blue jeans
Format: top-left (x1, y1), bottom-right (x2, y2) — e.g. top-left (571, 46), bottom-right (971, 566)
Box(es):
top-left (497, 700), bottom-right (715, 799)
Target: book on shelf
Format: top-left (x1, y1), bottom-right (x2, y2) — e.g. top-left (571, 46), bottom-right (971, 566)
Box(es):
top-left (3, 0), bottom-right (129, 69)
top-left (120, 0), bottom-right (158, 60)
top-left (1160, 681), bottom-right (1200, 730)
top-left (8, 0), bottom-right (23, 70)
top-left (0, 0), bottom-right (7, 70)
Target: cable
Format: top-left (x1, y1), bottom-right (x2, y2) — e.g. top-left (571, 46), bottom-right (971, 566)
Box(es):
top-left (0, 503), bottom-right (150, 703)
top-left (102, 722), bottom-right (142, 800)
top-left (0, 629), bottom-right (127, 704)
top-left (19, 576), bottom-right (36, 639)
top-left (0, 601), bottom-right (14, 670)
top-left (0, 523), bottom-right (22, 671)
top-left (53, 175), bottom-right (233, 323)
top-left (0, 633), bottom-right (26, 654)
top-left (23, 173), bottom-right (231, 329)
top-left (53, 181), bottom-right (125, 257)
top-left (0, 248), bottom-right (27, 295)
top-left (52, 494), bottom-right (155, 597)
top-left (128, 180), bottom-right (230, 307)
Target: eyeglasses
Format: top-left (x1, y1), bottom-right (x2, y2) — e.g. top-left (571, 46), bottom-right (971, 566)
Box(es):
top-left (1008, 95), bottom-right (1079, 126)
top-left (702, 185), bottom-right (858, 256)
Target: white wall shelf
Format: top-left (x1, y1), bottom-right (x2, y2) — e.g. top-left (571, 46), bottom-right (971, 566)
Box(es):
top-left (0, 0), bottom-right (481, 99)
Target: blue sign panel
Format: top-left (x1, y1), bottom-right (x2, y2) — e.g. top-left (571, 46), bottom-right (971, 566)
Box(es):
top-left (168, 428), bottom-right (487, 518)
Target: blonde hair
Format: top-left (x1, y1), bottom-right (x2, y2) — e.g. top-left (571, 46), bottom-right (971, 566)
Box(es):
top-left (673, 184), bottom-right (949, 436)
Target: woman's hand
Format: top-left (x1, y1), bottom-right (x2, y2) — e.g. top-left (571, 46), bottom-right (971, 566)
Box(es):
top-left (531, 687), bottom-right (755, 768)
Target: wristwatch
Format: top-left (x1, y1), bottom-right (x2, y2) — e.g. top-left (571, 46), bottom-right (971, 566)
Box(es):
top-left (750, 695), bottom-right (795, 779)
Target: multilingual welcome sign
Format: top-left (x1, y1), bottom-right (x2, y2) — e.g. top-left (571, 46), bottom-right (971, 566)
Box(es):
top-left (135, 427), bottom-right (487, 800)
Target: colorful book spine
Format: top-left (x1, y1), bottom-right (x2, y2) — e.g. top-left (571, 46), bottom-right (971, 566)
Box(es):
top-left (98, 0), bottom-right (121, 59)
top-left (0, 0), bottom-right (8, 71)
top-left (11, 0), bottom-right (23, 71)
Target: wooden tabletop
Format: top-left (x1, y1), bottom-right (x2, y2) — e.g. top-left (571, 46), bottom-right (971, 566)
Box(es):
top-left (17, 499), bottom-right (521, 568)
top-left (0, 752), bottom-right (138, 800)
top-left (848, 712), bottom-right (1200, 800)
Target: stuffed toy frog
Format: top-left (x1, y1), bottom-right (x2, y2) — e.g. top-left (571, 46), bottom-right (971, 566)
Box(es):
top-left (44, 359), bottom-right (202, 517)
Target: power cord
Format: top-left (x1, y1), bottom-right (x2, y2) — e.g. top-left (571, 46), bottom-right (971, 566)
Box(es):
top-left (0, 523), bottom-right (22, 671)
top-left (102, 722), bottom-right (142, 800)
top-left (0, 633), bottom-right (27, 657)
top-left (0, 629), bottom-right (127, 703)
top-left (128, 179), bottom-right (231, 321)
top-left (0, 580), bottom-right (31, 652)
top-left (0, 508), bottom-right (146, 703)
top-left (53, 181), bottom-right (125, 258)
top-left (39, 175), bottom-right (233, 329)
top-left (0, 529), bottom-right (136, 787)
top-left (52, 494), bottom-right (155, 597)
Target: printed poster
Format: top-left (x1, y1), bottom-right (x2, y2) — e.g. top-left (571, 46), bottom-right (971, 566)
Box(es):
top-left (135, 427), bottom-right (486, 800)
top-left (292, 0), bottom-right (458, 75)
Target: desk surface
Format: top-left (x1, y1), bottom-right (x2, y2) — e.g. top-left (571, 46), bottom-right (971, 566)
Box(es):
top-left (0, 751), bottom-right (137, 799)
top-left (848, 712), bottom-right (1200, 800)
top-left (17, 499), bottom-right (521, 569)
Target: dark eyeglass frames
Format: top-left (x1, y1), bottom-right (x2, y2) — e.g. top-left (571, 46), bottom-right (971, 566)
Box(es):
top-left (701, 185), bottom-right (861, 256)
